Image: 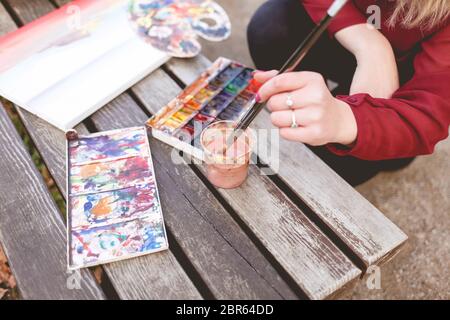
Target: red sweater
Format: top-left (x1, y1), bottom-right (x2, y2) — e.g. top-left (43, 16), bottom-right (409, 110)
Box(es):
top-left (302, 0), bottom-right (450, 160)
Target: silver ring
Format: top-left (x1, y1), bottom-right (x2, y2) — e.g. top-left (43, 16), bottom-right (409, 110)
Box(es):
top-left (286, 94), bottom-right (294, 109)
top-left (291, 111), bottom-right (298, 128)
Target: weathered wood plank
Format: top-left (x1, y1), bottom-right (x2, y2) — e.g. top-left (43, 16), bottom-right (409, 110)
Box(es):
top-left (89, 93), bottom-right (294, 299)
top-left (1, 0), bottom-right (202, 300)
top-left (19, 109), bottom-right (88, 198)
top-left (5, 0), bottom-right (54, 24)
top-left (166, 56), bottom-right (408, 267)
top-left (0, 1), bottom-right (16, 34)
top-left (0, 102), bottom-right (105, 299)
top-left (132, 66), bottom-right (362, 299)
top-left (253, 111), bottom-right (408, 267)
top-left (103, 251), bottom-right (202, 300)
top-left (52, 0), bottom-right (71, 6)
top-left (208, 165), bottom-right (361, 299)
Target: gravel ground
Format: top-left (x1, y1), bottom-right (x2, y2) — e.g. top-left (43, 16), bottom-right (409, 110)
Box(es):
top-left (205, 0), bottom-right (450, 300)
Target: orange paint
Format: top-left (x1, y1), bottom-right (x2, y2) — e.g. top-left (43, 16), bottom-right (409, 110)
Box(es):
top-left (80, 163), bottom-right (103, 178)
top-left (91, 197), bottom-right (111, 217)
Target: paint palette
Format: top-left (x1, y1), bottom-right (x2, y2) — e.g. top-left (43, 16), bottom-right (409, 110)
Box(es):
top-left (66, 127), bottom-right (168, 269)
top-left (129, 0), bottom-right (231, 57)
top-left (147, 57), bottom-right (261, 159)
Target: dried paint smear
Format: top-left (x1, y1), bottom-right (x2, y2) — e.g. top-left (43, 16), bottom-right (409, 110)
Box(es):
top-left (69, 128), bottom-right (150, 164)
top-left (67, 126), bottom-right (168, 269)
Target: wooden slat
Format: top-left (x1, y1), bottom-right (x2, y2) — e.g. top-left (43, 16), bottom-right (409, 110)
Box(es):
top-left (89, 93), bottom-right (295, 299)
top-left (52, 0), bottom-right (70, 6)
top-left (1, 0), bottom-right (202, 300)
top-left (132, 67), bottom-right (362, 299)
top-left (0, 1), bottom-right (16, 33)
top-left (166, 56), bottom-right (408, 267)
top-left (0, 103), bottom-right (105, 299)
top-left (253, 112), bottom-right (408, 267)
top-left (4, 0), bottom-right (54, 24)
top-left (102, 251), bottom-right (201, 300)
top-left (20, 110), bottom-right (89, 198)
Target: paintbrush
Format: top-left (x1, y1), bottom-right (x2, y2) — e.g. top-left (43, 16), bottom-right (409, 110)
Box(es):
top-left (224, 0), bottom-right (349, 150)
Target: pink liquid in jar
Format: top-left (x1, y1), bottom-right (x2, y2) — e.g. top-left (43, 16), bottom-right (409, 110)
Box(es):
top-left (201, 121), bottom-right (253, 189)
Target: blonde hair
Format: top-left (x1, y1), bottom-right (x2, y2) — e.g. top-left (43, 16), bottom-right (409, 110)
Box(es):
top-left (389, 0), bottom-right (450, 29)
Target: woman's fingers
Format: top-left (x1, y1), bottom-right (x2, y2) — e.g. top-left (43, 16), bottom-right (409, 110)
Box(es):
top-left (270, 108), bottom-right (322, 127)
top-left (266, 92), bottom-right (296, 112)
top-left (257, 71), bottom-right (320, 102)
top-left (279, 127), bottom-right (320, 145)
top-left (253, 70), bottom-right (278, 84)
top-left (266, 88), bottom-right (312, 112)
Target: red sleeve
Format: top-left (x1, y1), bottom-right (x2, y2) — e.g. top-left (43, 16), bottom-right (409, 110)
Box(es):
top-left (327, 25), bottom-right (450, 160)
top-left (301, 0), bottom-right (367, 36)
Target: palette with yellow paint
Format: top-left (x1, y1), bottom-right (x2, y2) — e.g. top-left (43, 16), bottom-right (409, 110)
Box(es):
top-left (66, 126), bottom-right (168, 269)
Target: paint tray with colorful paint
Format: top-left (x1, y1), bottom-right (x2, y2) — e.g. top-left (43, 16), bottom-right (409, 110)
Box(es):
top-left (146, 57), bottom-right (261, 159)
top-left (66, 127), bottom-right (168, 270)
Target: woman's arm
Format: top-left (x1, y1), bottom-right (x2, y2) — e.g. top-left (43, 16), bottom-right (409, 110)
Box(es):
top-left (335, 24), bottom-right (400, 98)
top-left (328, 25), bottom-right (450, 160)
top-left (255, 25), bottom-right (450, 160)
top-left (302, 0), bottom-right (400, 99)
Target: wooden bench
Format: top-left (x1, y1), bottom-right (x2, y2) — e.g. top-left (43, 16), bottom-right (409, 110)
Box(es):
top-left (0, 0), bottom-right (408, 300)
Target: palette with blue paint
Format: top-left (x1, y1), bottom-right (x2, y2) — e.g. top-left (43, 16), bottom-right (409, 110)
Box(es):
top-left (146, 57), bottom-right (261, 159)
top-left (66, 126), bottom-right (168, 270)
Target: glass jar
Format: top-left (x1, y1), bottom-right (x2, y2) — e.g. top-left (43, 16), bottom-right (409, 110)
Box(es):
top-left (200, 120), bottom-right (253, 189)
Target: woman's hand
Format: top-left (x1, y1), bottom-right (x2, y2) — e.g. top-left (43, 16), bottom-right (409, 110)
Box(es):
top-left (255, 70), bottom-right (358, 146)
top-left (335, 24), bottom-right (399, 98)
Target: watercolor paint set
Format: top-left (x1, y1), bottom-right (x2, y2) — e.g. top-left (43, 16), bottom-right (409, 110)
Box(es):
top-left (146, 57), bottom-right (261, 159)
top-left (66, 126), bottom-right (168, 270)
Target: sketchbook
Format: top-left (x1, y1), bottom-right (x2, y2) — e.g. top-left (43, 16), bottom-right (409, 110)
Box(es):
top-left (66, 126), bottom-right (168, 269)
top-left (0, 0), bottom-right (169, 130)
top-left (146, 57), bottom-right (261, 160)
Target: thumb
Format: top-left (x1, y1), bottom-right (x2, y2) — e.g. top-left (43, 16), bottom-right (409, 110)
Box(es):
top-left (253, 70), bottom-right (278, 84)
